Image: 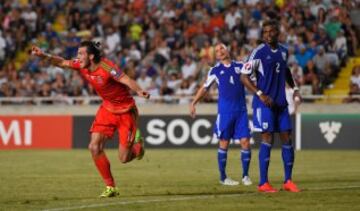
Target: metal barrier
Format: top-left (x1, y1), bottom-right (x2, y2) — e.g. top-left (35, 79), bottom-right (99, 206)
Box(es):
top-left (0, 95), bottom-right (359, 105)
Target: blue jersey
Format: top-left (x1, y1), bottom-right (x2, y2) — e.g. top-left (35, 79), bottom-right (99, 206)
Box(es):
top-left (204, 61), bottom-right (247, 114)
top-left (241, 43), bottom-right (289, 108)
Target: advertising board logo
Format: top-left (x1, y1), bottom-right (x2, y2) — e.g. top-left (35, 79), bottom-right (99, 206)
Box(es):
top-left (146, 118), bottom-right (216, 146)
top-left (0, 120), bottom-right (32, 146)
top-left (319, 121), bottom-right (342, 144)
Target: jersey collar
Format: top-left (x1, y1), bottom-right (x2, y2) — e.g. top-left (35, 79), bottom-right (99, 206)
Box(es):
top-left (222, 61), bottom-right (232, 68)
top-left (266, 43), bottom-right (279, 53)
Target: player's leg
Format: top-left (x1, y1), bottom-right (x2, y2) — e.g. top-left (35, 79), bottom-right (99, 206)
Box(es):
top-left (254, 107), bottom-right (277, 192)
top-left (239, 138), bottom-right (252, 185)
top-left (218, 140), bottom-right (229, 182)
top-left (131, 108), bottom-right (145, 160)
top-left (278, 108), bottom-right (300, 192)
top-left (89, 132), bottom-right (115, 187)
top-left (89, 133), bottom-right (119, 197)
top-left (218, 140), bottom-right (239, 185)
top-left (133, 128), bottom-right (145, 160)
top-left (118, 129), bottom-right (143, 163)
top-left (89, 106), bottom-right (119, 197)
top-left (234, 111), bottom-right (252, 185)
top-left (117, 116), bottom-right (135, 163)
top-left (117, 108), bottom-right (143, 163)
top-left (258, 132), bottom-right (275, 189)
top-left (215, 114), bottom-right (239, 186)
top-left (280, 131), bottom-right (294, 182)
top-left (279, 131), bottom-right (299, 192)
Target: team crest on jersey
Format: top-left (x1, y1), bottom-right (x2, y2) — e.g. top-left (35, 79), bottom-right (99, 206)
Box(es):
top-left (262, 122), bottom-right (268, 129)
top-left (96, 76), bottom-right (104, 84)
top-left (234, 67), bottom-right (241, 74)
top-left (110, 68), bottom-right (121, 78)
top-left (282, 52), bottom-right (287, 61)
top-left (220, 70), bottom-right (224, 75)
top-left (90, 75), bottom-right (104, 85)
top-left (245, 62), bottom-right (251, 70)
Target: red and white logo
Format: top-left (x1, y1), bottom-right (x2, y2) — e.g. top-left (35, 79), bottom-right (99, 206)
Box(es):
top-left (245, 62), bottom-right (251, 70)
top-left (0, 120), bottom-right (32, 146)
top-left (0, 116), bottom-right (72, 149)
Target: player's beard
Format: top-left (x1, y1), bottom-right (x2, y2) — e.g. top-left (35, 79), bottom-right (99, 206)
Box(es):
top-left (82, 57), bottom-right (91, 69)
top-left (266, 32), bottom-right (279, 47)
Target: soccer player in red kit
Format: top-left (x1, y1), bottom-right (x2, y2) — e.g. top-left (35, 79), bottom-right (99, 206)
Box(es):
top-left (32, 41), bottom-right (149, 197)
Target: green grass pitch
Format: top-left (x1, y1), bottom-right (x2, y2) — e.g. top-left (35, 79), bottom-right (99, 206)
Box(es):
top-left (0, 149), bottom-right (359, 210)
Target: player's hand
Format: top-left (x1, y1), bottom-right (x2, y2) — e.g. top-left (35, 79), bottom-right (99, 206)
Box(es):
top-left (31, 46), bottom-right (43, 57)
top-left (189, 103), bottom-right (196, 118)
top-left (293, 90), bottom-right (302, 106)
top-left (138, 90), bottom-right (150, 99)
top-left (259, 94), bottom-right (273, 107)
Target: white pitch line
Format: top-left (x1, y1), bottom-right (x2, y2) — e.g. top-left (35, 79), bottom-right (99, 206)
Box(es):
top-left (42, 185), bottom-right (360, 211)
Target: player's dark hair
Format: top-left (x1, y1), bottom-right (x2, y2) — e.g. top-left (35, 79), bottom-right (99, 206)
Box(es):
top-left (80, 41), bottom-right (102, 63)
top-left (262, 20), bottom-right (279, 31)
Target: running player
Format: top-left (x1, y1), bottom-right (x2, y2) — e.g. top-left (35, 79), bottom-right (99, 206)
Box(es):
top-left (32, 41), bottom-right (149, 197)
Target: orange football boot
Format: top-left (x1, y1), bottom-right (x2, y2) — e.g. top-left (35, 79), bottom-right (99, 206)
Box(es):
top-left (258, 182), bottom-right (278, 193)
top-left (283, 180), bottom-right (301, 192)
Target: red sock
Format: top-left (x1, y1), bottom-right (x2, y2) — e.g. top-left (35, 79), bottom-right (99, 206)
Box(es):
top-left (132, 142), bottom-right (142, 157)
top-left (93, 153), bottom-right (115, 187)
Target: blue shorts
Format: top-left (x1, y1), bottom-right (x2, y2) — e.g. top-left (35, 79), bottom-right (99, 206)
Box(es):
top-left (214, 111), bottom-right (251, 141)
top-left (253, 106), bottom-right (292, 133)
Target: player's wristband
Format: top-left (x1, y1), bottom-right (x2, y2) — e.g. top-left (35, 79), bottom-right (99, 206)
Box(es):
top-left (256, 90), bottom-right (263, 96)
top-left (293, 87), bottom-right (299, 91)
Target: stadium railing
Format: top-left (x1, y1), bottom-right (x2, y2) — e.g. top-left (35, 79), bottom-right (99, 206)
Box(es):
top-left (0, 95), bottom-right (359, 105)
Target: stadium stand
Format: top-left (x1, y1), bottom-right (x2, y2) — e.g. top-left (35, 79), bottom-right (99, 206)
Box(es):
top-left (0, 0), bottom-right (359, 105)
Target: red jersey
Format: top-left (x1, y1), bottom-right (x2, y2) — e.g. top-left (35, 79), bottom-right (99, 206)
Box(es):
top-left (71, 58), bottom-right (135, 113)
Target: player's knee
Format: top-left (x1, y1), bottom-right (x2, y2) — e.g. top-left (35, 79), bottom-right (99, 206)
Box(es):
top-left (282, 139), bottom-right (292, 145)
top-left (280, 132), bottom-right (292, 144)
top-left (119, 159), bottom-right (128, 164)
top-left (118, 154), bottom-right (129, 164)
top-left (88, 143), bottom-right (100, 156)
top-left (240, 139), bottom-right (250, 150)
top-left (261, 133), bottom-right (273, 144)
top-left (219, 140), bottom-right (229, 149)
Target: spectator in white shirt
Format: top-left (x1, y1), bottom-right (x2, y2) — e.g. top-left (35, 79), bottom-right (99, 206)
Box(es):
top-left (0, 31), bottom-right (6, 65)
top-left (333, 30), bottom-right (348, 60)
top-left (21, 5), bottom-right (37, 33)
top-left (181, 56), bottom-right (197, 79)
top-left (136, 71), bottom-right (152, 91)
top-left (104, 27), bottom-right (120, 57)
top-left (128, 43), bottom-right (142, 61)
top-left (225, 4), bottom-right (242, 30)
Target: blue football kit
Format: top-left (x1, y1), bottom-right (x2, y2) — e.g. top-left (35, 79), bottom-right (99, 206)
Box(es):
top-left (241, 43), bottom-right (292, 133)
top-left (204, 60), bottom-right (251, 182)
top-left (241, 43), bottom-right (295, 186)
top-left (204, 61), bottom-right (250, 141)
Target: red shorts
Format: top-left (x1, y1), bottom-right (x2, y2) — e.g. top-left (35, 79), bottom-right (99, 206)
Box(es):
top-left (90, 105), bottom-right (138, 148)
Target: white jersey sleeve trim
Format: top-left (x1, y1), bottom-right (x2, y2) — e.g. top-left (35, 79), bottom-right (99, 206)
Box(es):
top-left (203, 68), bottom-right (218, 89)
top-left (248, 43), bottom-right (265, 61)
top-left (233, 60), bottom-right (243, 74)
top-left (241, 59), bottom-right (262, 75)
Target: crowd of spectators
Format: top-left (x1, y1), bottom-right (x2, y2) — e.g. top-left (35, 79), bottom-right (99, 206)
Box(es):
top-left (343, 64), bottom-right (360, 103)
top-left (0, 0), bottom-right (359, 104)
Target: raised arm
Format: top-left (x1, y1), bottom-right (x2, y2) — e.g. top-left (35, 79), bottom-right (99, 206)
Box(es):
top-left (31, 46), bottom-right (75, 69)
